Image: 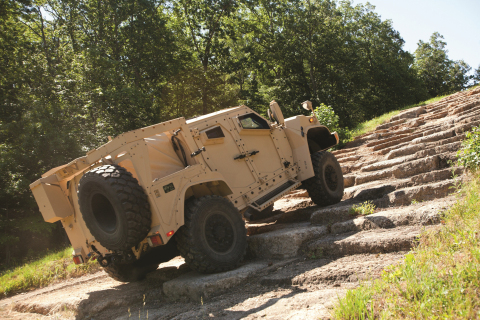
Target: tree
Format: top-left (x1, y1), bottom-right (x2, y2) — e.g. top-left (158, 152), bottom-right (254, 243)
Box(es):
top-left (472, 65), bottom-right (480, 86)
top-left (173, 0), bottom-right (241, 115)
top-left (414, 32), bottom-right (471, 97)
top-left (243, 0), bottom-right (424, 127)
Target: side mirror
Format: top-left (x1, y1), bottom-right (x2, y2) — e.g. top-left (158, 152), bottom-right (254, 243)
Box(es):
top-left (302, 101), bottom-right (313, 112)
top-left (269, 100), bottom-right (285, 125)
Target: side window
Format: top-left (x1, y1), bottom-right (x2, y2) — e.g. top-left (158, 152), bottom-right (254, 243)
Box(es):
top-left (205, 126), bottom-right (225, 139)
top-left (238, 114), bottom-right (270, 129)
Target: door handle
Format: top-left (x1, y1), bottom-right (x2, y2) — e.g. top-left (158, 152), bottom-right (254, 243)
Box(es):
top-left (234, 154), bottom-right (246, 160)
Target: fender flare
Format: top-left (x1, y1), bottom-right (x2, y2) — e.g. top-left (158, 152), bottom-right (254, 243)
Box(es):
top-left (306, 126), bottom-right (338, 154)
top-left (174, 176), bottom-right (234, 228)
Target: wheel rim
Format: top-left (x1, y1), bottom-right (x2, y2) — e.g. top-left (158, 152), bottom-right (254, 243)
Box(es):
top-left (91, 193), bottom-right (117, 234)
top-left (204, 213), bottom-right (236, 254)
top-left (324, 164), bottom-right (338, 191)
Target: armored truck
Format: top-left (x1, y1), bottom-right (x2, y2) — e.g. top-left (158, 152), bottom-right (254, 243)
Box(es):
top-left (30, 101), bottom-right (344, 281)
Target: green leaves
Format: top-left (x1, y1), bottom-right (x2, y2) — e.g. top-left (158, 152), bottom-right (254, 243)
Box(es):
top-left (457, 126), bottom-right (480, 172)
top-left (415, 32), bottom-right (472, 97)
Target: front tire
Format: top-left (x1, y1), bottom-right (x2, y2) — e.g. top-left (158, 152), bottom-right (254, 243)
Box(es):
top-left (176, 196), bottom-right (247, 273)
top-left (303, 151), bottom-right (344, 206)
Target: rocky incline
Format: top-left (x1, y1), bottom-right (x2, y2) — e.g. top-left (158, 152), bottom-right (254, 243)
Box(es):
top-left (2, 87), bottom-right (480, 319)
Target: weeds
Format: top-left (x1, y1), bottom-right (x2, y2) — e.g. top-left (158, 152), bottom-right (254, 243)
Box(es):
top-left (457, 126), bottom-right (480, 171)
top-left (349, 201), bottom-right (375, 216)
top-left (334, 172), bottom-right (480, 319)
top-left (0, 247), bottom-right (101, 297)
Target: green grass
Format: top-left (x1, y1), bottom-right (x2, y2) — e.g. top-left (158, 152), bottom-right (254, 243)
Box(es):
top-left (0, 247), bottom-right (100, 298)
top-left (350, 95), bottom-right (449, 139)
top-left (333, 173), bottom-right (480, 319)
top-left (349, 201), bottom-right (376, 216)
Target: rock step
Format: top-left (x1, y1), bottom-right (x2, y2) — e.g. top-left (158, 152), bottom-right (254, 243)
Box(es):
top-left (335, 150), bottom-right (358, 160)
top-left (455, 106), bottom-right (480, 123)
top-left (260, 252), bottom-right (405, 286)
top-left (386, 135), bottom-right (463, 160)
top-left (162, 262), bottom-right (267, 302)
top-left (337, 154), bottom-right (362, 163)
top-left (376, 118), bottom-right (407, 130)
top-left (343, 174), bottom-right (459, 205)
top-left (356, 149), bottom-right (460, 186)
top-left (449, 99), bottom-right (480, 116)
top-left (421, 110), bottom-right (448, 121)
top-left (332, 147), bottom-right (359, 156)
top-left (373, 124), bottom-right (452, 156)
top-left (329, 198), bottom-right (455, 234)
top-left (390, 106), bottom-right (426, 122)
top-left (371, 132), bottom-right (424, 151)
top-left (305, 225), bottom-right (436, 257)
top-left (247, 223), bottom-right (328, 259)
top-left (381, 178), bottom-right (458, 207)
top-left (412, 128), bottom-right (456, 144)
top-left (365, 133), bottom-right (410, 148)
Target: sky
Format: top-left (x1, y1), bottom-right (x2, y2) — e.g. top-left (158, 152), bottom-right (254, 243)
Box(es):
top-left (353, 0), bottom-right (480, 72)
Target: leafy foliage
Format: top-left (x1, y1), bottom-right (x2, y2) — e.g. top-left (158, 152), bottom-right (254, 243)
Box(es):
top-left (314, 104), bottom-right (339, 131)
top-left (0, 0), bottom-right (473, 263)
top-left (415, 32), bottom-right (472, 97)
top-left (457, 126), bottom-right (480, 171)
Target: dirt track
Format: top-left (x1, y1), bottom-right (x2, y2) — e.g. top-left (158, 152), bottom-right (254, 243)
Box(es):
top-left (2, 87), bottom-right (480, 319)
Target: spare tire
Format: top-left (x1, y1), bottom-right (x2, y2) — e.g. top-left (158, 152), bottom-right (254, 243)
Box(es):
top-left (78, 164), bottom-right (151, 251)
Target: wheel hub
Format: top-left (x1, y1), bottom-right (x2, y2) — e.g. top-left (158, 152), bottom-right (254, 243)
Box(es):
top-left (205, 213), bottom-right (235, 254)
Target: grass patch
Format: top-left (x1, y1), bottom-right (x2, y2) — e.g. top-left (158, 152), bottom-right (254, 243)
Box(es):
top-left (349, 201), bottom-right (376, 216)
top-left (333, 173), bottom-right (480, 319)
top-left (0, 247), bottom-right (101, 298)
top-left (350, 95), bottom-right (449, 139)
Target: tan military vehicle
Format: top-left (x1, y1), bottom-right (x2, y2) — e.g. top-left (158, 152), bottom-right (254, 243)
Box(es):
top-left (30, 101), bottom-right (344, 281)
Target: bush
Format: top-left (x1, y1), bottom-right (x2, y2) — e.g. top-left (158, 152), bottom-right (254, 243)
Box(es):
top-left (313, 103), bottom-right (352, 148)
top-left (457, 126), bottom-right (480, 171)
top-left (314, 103), bottom-right (339, 131)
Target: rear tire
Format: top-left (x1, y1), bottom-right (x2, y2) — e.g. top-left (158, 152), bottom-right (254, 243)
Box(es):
top-left (303, 151), bottom-right (344, 206)
top-left (176, 195), bottom-right (247, 273)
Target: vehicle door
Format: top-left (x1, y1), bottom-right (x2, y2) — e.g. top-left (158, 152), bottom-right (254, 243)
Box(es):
top-left (192, 120), bottom-right (259, 197)
top-left (230, 113), bottom-right (293, 184)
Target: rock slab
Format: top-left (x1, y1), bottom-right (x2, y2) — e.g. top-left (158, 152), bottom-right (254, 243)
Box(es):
top-left (163, 263), bottom-right (265, 302)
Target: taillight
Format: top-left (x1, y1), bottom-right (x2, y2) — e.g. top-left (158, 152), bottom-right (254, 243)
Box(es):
top-left (333, 132), bottom-right (339, 144)
top-left (147, 234), bottom-right (163, 247)
top-left (166, 230), bottom-right (175, 237)
top-left (73, 255), bottom-right (84, 265)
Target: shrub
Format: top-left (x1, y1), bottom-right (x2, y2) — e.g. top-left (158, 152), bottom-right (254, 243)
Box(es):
top-left (457, 126), bottom-right (480, 171)
top-left (313, 103), bottom-right (352, 147)
top-left (314, 103), bottom-right (339, 131)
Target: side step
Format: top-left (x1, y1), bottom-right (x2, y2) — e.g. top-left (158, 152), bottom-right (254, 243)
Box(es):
top-left (249, 180), bottom-right (301, 211)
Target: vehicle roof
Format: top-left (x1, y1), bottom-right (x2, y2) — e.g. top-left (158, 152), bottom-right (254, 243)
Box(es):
top-left (186, 106), bottom-right (243, 125)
